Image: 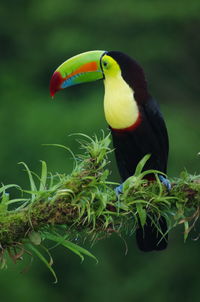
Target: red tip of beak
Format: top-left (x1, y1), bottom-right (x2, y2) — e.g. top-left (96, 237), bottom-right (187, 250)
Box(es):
top-left (50, 71), bottom-right (63, 97)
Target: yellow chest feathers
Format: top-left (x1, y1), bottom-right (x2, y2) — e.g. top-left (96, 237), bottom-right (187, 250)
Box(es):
top-left (103, 74), bottom-right (139, 129)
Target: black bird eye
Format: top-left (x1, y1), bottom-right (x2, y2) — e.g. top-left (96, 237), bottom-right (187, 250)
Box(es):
top-left (103, 61), bottom-right (108, 67)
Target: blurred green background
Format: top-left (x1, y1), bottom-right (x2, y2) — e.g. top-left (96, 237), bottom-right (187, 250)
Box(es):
top-left (1, 0), bottom-right (200, 301)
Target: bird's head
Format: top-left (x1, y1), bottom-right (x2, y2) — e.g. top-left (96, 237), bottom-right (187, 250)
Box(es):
top-left (50, 50), bottom-right (149, 102)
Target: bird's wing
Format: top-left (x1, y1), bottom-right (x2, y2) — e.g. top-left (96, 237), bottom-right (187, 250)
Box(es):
top-left (111, 97), bottom-right (169, 181)
top-left (142, 97), bottom-right (169, 172)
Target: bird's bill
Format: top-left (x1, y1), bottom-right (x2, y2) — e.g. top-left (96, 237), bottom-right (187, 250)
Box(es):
top-left (50, 50), bottom-right (105, 97)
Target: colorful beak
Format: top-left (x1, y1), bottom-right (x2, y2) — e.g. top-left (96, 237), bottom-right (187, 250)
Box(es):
top-left (50, 50), bottom-right (106, 97)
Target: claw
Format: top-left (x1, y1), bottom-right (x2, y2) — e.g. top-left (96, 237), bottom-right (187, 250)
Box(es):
top-left (158, 175), bottom-right (171, 191)
top-left (114, 184), bottom-right (123, 196)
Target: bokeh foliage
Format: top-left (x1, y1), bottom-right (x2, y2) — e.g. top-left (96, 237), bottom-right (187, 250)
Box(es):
top-left (0, 0), bottom-right (200, 301)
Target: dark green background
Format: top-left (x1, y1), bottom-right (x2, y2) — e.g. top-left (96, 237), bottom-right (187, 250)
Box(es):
top-left (0, 0), bottom-right (199, 301)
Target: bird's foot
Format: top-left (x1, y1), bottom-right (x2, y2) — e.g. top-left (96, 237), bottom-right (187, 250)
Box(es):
top-left (158, 175), bottom-right (171, 191)
top-left (114, 184), bottom-right (123, 197)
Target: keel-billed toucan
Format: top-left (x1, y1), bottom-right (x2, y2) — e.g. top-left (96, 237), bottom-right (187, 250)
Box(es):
top-left (50, 50), bottom-right (169, 252)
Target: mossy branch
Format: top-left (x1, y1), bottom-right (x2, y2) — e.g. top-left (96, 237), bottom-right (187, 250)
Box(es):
top-left (0, 133), bottom-right (199, 280)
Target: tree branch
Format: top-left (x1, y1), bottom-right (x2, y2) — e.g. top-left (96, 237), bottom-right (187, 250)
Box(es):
top-left (0, 134), bottom-right (199, 276)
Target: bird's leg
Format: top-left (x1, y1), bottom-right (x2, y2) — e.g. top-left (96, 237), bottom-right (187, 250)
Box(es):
top-left (158, 175), bottom-right (171, 191)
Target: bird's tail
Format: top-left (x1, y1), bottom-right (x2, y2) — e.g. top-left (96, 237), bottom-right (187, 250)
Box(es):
top-left (136, 216), bottom-right (168, 252)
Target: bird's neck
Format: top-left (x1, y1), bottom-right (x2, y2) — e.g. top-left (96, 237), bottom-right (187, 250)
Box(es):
top-left (103, 74), bottom-right (140, 129)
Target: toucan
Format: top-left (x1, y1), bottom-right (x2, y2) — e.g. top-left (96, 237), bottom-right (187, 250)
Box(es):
top-left (50, 50), bottom-right (170, 252)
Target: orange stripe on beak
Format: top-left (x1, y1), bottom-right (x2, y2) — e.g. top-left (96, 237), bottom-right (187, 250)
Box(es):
top-left (64, 61), bottom-right (98, 80)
